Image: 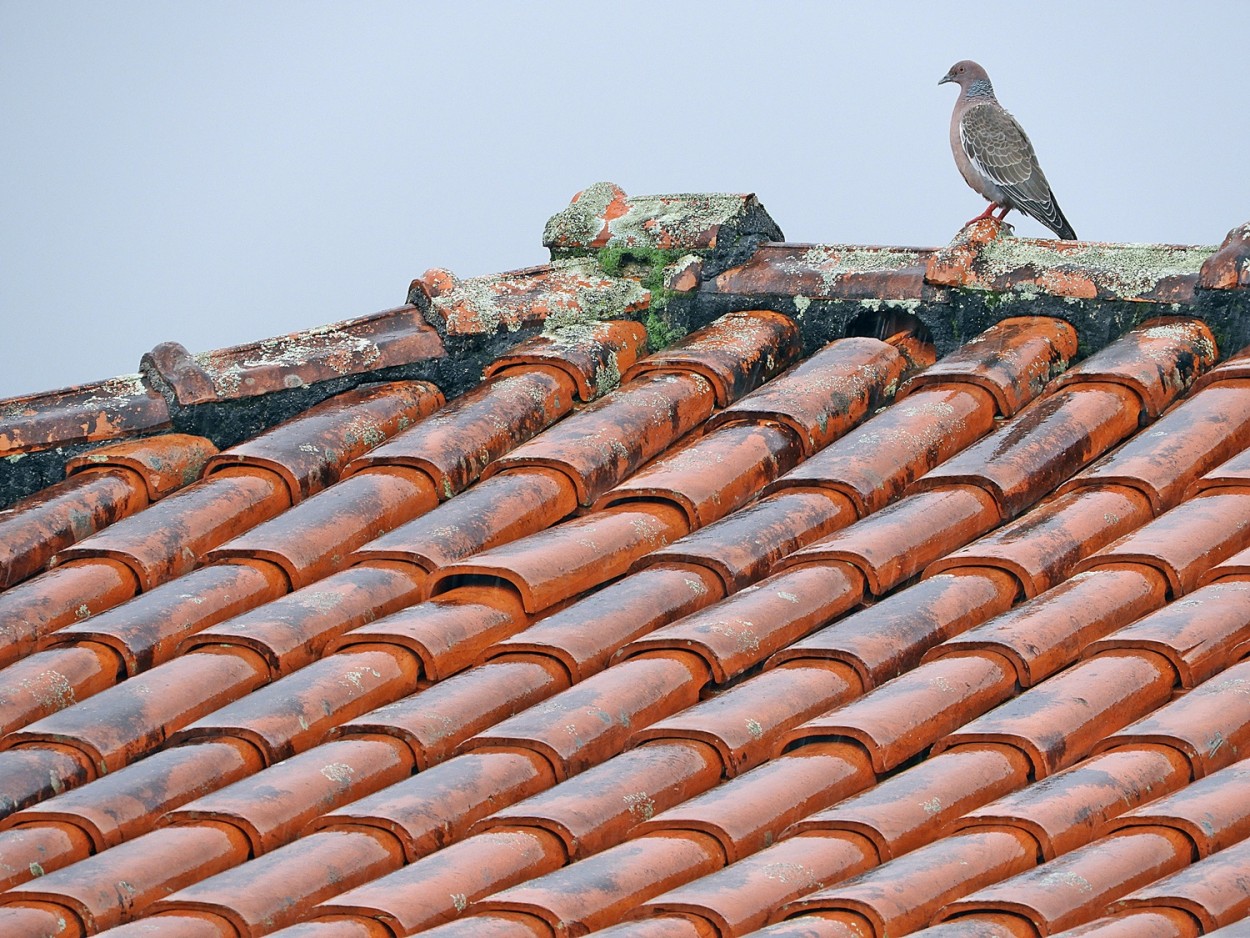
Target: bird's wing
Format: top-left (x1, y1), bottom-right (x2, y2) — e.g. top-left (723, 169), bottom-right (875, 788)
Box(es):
top-left (959, 102), bottom-right (1074, 237)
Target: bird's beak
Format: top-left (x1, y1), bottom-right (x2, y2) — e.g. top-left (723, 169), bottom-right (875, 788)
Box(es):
top-left (938, 71), bottom-right (954, 85)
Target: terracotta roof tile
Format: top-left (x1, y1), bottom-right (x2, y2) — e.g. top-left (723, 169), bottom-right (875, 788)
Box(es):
top-left (619, 310), bottom-right (801, 407)
top-left (481, 319), bottom-right (648, 402)
top-left (936, 827), bottom-right (1197, 935)
top-left (788, 744), bottom-right (1031, 861)
top-left (926, 566), bottom-right (1169, 686)
top-left (702, 337), bottom-right (910, 455)
top-left (200, 380), bottom-right (443, 503)
top-left (5, 740), bottom-right (260, 853)
top-left (1108, 835), bottom-right (1250, 931)
top-left (1093, 659), bottom-right (1250, 778)
top-left (6, 188), bottom-right (1250, 937)
top-left (1075, 489), bottom-right (1250, 596)
top-left (775, 567), bottom-right (1020, 686)
top-left (483, 564), bottom-right (723, 682)
top-left (462, 654), bottom-right (707, 780)
top-left (0, 468), bottom-right (152, 593)
top-left (953, 746), bottom-right (1193, 860)
top-left (318, 828), bottom-right (566, 935)
top-left (896, 316), bottom-right (1078, 417)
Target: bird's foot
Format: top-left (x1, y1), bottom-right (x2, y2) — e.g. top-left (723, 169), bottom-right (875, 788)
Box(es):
top-left (964, 204), bottom-right (1000, 227)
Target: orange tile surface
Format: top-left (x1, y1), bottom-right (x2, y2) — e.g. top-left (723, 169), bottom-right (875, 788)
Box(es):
top-left (4, 190), bottom-right (1250, 938)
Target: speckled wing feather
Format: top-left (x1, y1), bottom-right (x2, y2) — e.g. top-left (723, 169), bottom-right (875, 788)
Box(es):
top-left (959, 102), bottom-right (1077, 239)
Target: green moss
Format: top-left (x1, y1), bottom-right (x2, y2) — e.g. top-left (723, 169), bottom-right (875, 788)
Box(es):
top-left (644, 310), bottom-right (685, 352)
top-left (597, 244), bottom-right (686, 315)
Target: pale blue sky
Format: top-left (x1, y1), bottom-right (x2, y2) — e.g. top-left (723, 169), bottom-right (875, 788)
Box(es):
top-left (1, 1), bottom-right (1244, 398)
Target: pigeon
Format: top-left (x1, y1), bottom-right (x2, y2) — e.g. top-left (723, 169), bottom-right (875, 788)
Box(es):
top-left (939, 60), bottom-right (1077, 240)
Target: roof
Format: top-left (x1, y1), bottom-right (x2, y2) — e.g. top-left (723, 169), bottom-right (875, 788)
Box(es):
top-left (1, 184), bottom-right (1249, 938)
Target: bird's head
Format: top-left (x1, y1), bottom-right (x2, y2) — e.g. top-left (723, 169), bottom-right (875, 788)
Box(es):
top-left (939, 60), bottom-right (992, 93)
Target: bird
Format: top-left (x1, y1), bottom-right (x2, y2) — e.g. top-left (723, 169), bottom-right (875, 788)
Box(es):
top-left (939, 60), bottom-right (1078, 240)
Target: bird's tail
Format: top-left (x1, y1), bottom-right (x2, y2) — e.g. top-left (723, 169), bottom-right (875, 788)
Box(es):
top-left (1046, 198), bottom-right (1078, 240)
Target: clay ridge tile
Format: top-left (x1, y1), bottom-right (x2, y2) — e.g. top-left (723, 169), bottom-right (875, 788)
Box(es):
top-left (541, 182), bottom-right (783, 261)
top-left (925, 217), bottom-right (1215, 305)
top-left (710, 241), bottom-right (934, 302)
top-left (1198, 220), bottom-right (1250, 291)
top-left (0, 373), bottom-right (171, 458)
top-left (409, 258), bottom-right (648, 338)
top-left (142, 306), bottom-right (444, 407)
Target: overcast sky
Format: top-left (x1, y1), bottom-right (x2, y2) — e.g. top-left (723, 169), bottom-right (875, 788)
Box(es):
top-left (1, 2), bottom-right (1245, 400)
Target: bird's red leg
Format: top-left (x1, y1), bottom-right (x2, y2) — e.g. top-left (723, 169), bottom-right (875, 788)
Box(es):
top-left (965, 203), bottom-right (999, 226)
top-left (993, 205), bottom-right (1011, 221)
